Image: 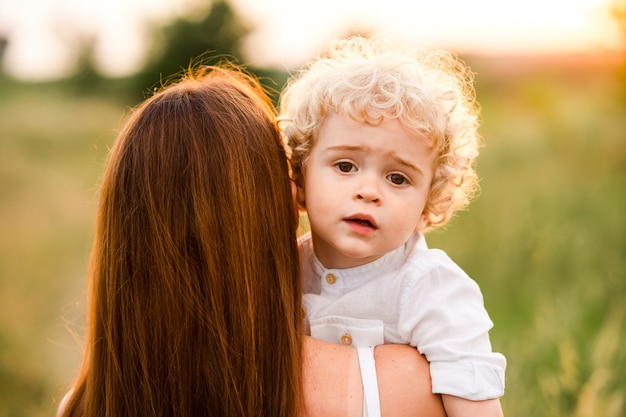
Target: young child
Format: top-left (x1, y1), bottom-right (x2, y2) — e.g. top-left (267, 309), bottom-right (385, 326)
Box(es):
top-left (279, 36), bottom-right (506, 416)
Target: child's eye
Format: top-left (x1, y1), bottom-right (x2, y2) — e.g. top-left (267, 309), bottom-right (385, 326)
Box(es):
top-left (387, 173), bottom-right (409, 185)
top-left (335, 162), bottom-right (356, 173)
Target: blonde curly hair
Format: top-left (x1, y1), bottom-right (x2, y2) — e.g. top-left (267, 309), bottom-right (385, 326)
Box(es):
top-left (279, 35), bottom-right (482, 231)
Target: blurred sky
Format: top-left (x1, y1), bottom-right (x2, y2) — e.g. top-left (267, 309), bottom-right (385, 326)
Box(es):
top-left (0, 0), bottom-right (622, 81)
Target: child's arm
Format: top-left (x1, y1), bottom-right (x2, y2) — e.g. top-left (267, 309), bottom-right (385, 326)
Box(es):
top-left (442, 395), bottom-right (503, 417)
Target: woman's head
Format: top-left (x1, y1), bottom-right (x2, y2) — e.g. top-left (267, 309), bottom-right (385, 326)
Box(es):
top-left (280, 36), bottom-right (482, 229)
top-left (63, 66), bottom-right (302, 417)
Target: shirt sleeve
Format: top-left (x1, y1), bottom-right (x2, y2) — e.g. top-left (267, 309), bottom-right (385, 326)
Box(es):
top-left (396, 249), bottom-right (506, 400)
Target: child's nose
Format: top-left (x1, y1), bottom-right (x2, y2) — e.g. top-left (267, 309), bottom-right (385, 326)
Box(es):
top-left (356, 192), bottom-right (380, 203)
top-left (354, 176), bottom-right (382, 203)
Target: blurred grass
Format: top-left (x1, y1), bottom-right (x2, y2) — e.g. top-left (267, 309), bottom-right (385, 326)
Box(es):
top-left (0, 82), bottom-right (126, 416)
top-left (1, 54), bottom-right (625, 417)
top-left (427, 55), bottom-right (626, 417)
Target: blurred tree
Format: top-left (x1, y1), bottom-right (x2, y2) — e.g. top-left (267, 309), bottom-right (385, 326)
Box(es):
top-left (0, 36), bottom-right (7, 84)
top-left (611, 0), bottom-right (626, 101)
top-left (59, 0), bottom-right (289, 106)
top-left (613, 0), bottom-right (626, 45)
top-left (0, 36), bottom-right (7, 71)
top-left (132, 0), bottom-right (250, 96)
top-left (69, 35), bottom-right (104, 92)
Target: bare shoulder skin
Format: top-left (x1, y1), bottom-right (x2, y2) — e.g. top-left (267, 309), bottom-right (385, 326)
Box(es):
top-left (302, 337), bottom-right (447, 417)
top-left (442, 395), bottom-right (503, 417)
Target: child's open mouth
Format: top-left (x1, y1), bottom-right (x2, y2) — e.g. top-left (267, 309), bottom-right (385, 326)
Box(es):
top-left (344, 216), bottom-right (378, 233)
top-left (347, 218), bottom-right (375, 228)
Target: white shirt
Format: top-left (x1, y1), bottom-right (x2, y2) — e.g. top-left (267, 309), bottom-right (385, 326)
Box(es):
top-left (300, 231), bottom-right (506, 400)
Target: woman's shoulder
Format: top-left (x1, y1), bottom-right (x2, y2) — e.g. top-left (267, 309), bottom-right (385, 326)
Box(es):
top-left (56, 388), bottom-right (73, 417)
top-left (375, 345), bottom-right (447, 417)
top-left (302, 337), bottom-right (446, 417)
top-left (302, 337), bottom-right (363, 417)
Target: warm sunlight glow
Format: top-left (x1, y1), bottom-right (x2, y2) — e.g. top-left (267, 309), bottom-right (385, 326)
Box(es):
top-left (237, 0), bottom-right (621, 68)
top-left (0, 0), bottom-right (621, 80)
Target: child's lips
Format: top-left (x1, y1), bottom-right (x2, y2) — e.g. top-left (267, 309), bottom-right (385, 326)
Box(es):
top-left (344, 214), bottom-right (378, 230)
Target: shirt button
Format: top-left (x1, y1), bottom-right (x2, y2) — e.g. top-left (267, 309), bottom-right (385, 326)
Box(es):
top-left (340, 333), bottom-right (352, 345)
top-left (325, 273), bottom-right (337, 284)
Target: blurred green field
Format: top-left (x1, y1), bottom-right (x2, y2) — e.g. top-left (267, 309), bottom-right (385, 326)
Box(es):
top-left (1, 54), bottom-right (625, 417)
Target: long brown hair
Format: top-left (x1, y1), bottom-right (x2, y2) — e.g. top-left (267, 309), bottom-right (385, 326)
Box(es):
top-left (61, 66), bottom-right (303, 417)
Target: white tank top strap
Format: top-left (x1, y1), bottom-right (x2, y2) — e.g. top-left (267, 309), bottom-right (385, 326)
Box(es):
top-left (356, 346), bottom-right (381, 417)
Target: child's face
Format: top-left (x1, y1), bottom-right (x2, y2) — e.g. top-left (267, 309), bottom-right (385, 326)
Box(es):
top-left (301, 112), bottom-right (435, 269)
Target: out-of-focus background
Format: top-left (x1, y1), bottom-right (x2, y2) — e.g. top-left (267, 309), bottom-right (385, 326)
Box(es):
top-left (1, 0), bottom-right (625, 416)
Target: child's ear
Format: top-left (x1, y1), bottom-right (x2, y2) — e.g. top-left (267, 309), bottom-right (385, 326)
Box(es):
top-left (295, 182), bottom-right (306, 206)
top-left (291, 181), bottom-right (300, 229)
top-left (291, 181), bottom-right (298, 203)
top-left (416, 211), bottom-right (429, 231)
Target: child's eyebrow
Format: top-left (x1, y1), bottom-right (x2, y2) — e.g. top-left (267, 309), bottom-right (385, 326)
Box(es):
top-left (325, 145), bottom-right (361, 152)
top-left (325, 145), bottom-right (424, 176)
top-left (391, 155), bottom-right (424, 176)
